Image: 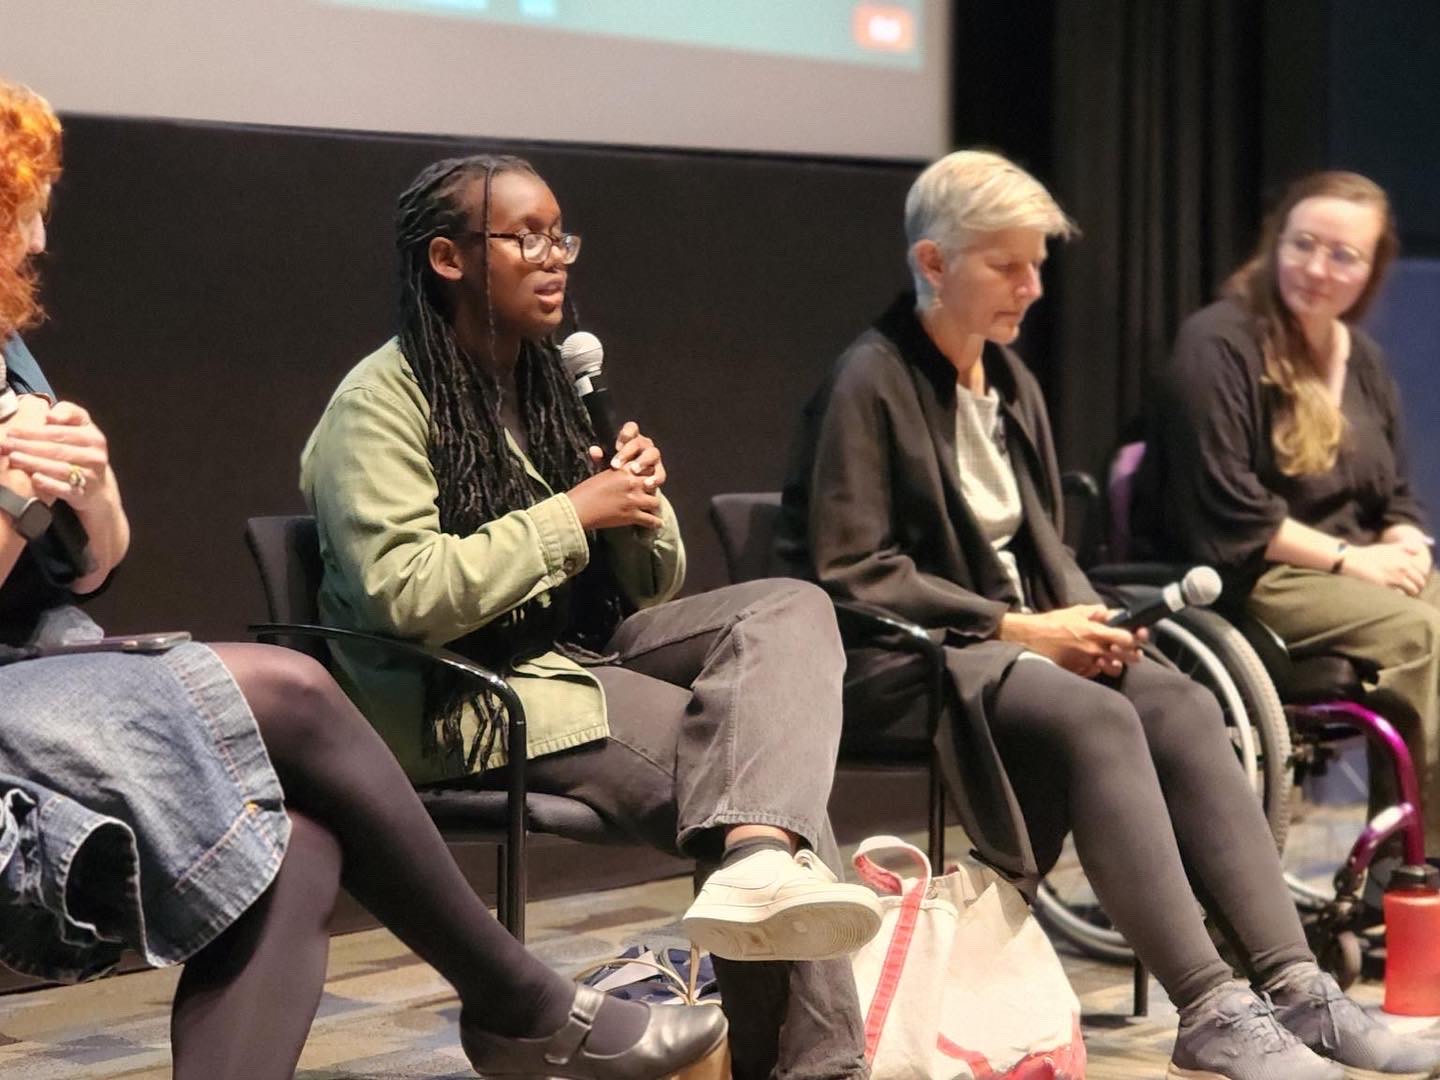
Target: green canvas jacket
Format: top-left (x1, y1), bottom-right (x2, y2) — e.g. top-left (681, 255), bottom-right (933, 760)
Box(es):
top-left (299, 339), bottom-right (685, 783)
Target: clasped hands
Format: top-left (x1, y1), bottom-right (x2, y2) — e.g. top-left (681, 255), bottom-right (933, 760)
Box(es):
top-left (0, 394), bottom-right (115, 511)
top-left (1340, 526), bottom-right (1432, 596)
top-left (566, 420), bottom-right (667, 531)
top-left (999, 604), bottom-right (1148, 680)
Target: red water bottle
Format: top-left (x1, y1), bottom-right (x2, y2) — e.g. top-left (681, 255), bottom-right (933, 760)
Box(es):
top-left (1384, 864), bottom-right (1440, 1016)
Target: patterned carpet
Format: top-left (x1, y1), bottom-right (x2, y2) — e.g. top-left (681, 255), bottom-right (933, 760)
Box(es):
top-left (1, 820), bottom-right (1435, 1079)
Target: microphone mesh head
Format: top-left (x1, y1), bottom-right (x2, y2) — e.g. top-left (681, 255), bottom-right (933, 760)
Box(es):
top-left (560, 332), bottom-right (604, 380)
top-left (1180, 566), bottom-right (1222, 608)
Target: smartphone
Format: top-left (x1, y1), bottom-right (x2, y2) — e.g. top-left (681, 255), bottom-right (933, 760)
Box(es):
top-left (36, 632), bottom-right (192, 656)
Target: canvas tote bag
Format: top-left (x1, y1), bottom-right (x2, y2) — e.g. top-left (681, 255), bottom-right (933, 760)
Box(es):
top-left (851, 835), bottom-right (1086, 1079)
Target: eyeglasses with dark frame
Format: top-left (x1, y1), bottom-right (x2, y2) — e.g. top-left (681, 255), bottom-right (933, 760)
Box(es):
top-left (469, 230), bottom-right (582, 265)
top-left (1278, 231), bottom-right (1371, 280)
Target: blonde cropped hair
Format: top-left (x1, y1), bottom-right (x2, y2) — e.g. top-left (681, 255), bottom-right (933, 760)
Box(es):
top-left (905, 150), bottom-right (1077, 304)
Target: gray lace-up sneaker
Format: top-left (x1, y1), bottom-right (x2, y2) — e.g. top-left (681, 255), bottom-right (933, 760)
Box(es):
top-left (1168, 980), bottom-right (1343, 1080)
top-left (1269, 962), bottom-right (1440, 1080)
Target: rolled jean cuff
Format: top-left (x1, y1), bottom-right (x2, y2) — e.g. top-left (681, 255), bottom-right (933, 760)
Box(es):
top-left (678, 810), bottom-right (824, 857)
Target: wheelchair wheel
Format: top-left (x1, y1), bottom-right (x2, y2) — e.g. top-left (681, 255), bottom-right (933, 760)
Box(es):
top-left (1035, 608), bottom-right (1293, 963)
top-left (1159, 607), bottom-right (1293, 849)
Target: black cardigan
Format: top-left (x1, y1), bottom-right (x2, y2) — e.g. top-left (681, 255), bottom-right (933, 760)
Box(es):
top-left (779, 293), bottom-right (1099, 881)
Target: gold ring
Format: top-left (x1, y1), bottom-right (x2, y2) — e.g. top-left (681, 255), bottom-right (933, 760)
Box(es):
top-left (67, 467), bottom-right (86, 493)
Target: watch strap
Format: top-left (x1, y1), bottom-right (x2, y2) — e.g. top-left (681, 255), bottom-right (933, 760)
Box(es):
top-left (0, 483), bottom-right (27, 520)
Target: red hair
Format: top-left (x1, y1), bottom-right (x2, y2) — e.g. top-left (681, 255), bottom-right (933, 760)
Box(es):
top-left (0, 79), bottom-right (61, 336)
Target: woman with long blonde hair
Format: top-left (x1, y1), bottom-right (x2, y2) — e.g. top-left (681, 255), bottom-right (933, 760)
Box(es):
top-left (1140, 171), bottom-right (1440, 853)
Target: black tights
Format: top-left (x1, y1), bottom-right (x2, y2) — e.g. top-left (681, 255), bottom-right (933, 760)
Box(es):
top-left (988, 656), bottom-right (1312, 1008)
top-left (169, 644), bottom-right (646, 1080)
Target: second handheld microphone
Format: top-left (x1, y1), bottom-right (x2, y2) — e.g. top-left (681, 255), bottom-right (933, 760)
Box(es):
top-left (1105, 566), bottom-right (1223, 631)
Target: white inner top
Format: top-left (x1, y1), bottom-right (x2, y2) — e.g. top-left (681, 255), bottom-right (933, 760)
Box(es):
top-left (954, 379), bottom-right (1027, 609)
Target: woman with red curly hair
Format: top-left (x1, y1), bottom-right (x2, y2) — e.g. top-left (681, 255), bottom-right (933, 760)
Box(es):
top-left (0, 79), bottom-right (723, 1080)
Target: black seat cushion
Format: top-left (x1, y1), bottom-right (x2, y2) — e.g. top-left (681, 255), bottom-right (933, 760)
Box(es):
top-left (1277, 655), bottom-right (1370, 704)
top-left (418, 789), bottom-right (621, 844)
top-left (839, 646), bottom-right (936, 759)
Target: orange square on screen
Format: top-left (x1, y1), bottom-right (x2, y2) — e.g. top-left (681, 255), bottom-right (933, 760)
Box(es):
top-left (852, 5), bottom-right (916, 52)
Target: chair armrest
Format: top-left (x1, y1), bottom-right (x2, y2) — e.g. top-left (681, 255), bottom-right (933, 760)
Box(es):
top-left (1061, 470), bottom-right (1100, 502)
top-left (829, 601), bottom-right (947, 739)
top-left (1061, 470), bottom-right (1104, 566)
top-left (248, 622), bottom-right (529, 837)
top-left (250, 621), bottom-right (515, 700)
top-left (830, 599), bottom-right (938, 657)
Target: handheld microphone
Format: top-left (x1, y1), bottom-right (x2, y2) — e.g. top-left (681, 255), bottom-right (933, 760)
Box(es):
top-left (560, 331), bottom-right (619, 450)
top-left (1105, 566), bottom-right (1222, 631)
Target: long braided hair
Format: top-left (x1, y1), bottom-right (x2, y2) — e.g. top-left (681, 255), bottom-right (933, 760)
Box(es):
top-left (395, 154), bottom-right (629, 768)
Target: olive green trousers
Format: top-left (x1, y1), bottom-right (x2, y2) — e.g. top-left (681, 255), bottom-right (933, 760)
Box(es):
top-left (1248, 565), bottom-right (1440, 852)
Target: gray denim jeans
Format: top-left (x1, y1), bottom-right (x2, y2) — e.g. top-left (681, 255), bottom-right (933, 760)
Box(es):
top-left (510, 579), bottom-right (868, 1080)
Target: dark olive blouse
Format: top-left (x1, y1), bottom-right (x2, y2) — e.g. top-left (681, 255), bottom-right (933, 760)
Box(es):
top-left (1135, 298), bottom-right (1428, 596)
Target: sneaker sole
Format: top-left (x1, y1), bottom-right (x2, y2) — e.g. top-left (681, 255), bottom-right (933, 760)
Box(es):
top-left (682, 895), bottom-right (881, 962)
top-left (1340, 1069), bottom-right (1435, 1080)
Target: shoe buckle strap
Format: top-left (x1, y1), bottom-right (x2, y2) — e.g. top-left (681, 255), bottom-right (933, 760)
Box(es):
top-left (543, 986), bottom-right (605, 1067)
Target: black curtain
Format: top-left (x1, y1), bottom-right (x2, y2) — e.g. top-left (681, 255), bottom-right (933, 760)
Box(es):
top-left (1046, 0), bottom-right (1265, 476)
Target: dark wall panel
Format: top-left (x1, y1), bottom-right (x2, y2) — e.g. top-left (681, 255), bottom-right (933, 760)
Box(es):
top-left (26, 116), bottom-right (918, 640)
top-left (1328, 0), bottom-right (1440, 253)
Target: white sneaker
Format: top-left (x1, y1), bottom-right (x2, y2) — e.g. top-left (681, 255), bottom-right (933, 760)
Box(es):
top-left (682, 848), bottom-right (882, 962)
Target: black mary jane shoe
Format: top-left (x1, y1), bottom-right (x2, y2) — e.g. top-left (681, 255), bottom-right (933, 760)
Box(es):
top-left (462, 985), bottom-right (727, 1079)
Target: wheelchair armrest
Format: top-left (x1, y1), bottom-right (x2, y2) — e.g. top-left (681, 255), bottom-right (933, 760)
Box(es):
top-left (248, 622), bottom-right (529, 823)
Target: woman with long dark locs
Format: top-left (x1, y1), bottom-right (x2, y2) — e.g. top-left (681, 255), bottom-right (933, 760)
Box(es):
top-left (0, 79), bottom-right (724, 1080)
top-left (301, 154), bottom-right (881, 1078)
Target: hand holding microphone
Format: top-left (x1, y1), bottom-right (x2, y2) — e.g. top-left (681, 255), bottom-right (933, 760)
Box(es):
top-left (561, 331), bottom-right (667, 490)
top-left (999, 568), bottom-right (1221, 680)
top-left (999, 605), bottom-right (1145, 679)
top-left (1104, 566), bottom-right (1222, 630)
top-left (561, 332), bottom-right (667, 531)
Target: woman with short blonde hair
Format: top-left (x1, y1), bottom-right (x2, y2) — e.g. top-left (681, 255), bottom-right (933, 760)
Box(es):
top-left (782, 149), bottom-right (1440, 1080)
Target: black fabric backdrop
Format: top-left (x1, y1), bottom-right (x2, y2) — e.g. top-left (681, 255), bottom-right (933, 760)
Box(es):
top-left (22, 0), bottom-right (1438, 642)
top-left (1046, 0), bottom-right (1265, 476)
top-left (26, 117), bottom-right (918, 641)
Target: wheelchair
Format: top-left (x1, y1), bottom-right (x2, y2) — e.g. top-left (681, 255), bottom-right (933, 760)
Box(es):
top-left (1034, 445), bottom-right (1430, 988)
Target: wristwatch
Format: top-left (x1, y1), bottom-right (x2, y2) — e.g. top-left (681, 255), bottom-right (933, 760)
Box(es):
top-left (0, 482), bottom-right (52, 541)
top-left (1329, 540), bottom-right (1349, 575)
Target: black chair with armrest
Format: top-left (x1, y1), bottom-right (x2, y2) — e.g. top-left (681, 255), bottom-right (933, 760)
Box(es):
top-left (707, 492), bottom-right (947, 868)
top-left (244, 514), bottom-right (628, 943)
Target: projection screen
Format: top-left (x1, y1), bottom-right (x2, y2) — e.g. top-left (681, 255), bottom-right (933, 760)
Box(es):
top-left (0, 1), bottom-right (948, 159)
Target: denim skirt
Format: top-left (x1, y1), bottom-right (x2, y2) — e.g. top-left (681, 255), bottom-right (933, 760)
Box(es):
top-left (0, 617), bottom-right (289, 982)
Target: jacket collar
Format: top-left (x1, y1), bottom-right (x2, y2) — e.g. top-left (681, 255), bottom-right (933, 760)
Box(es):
top-left (874, 292), bottom-right (1024, 412)
top-left (874, 292), bottom-right (1041, 460)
